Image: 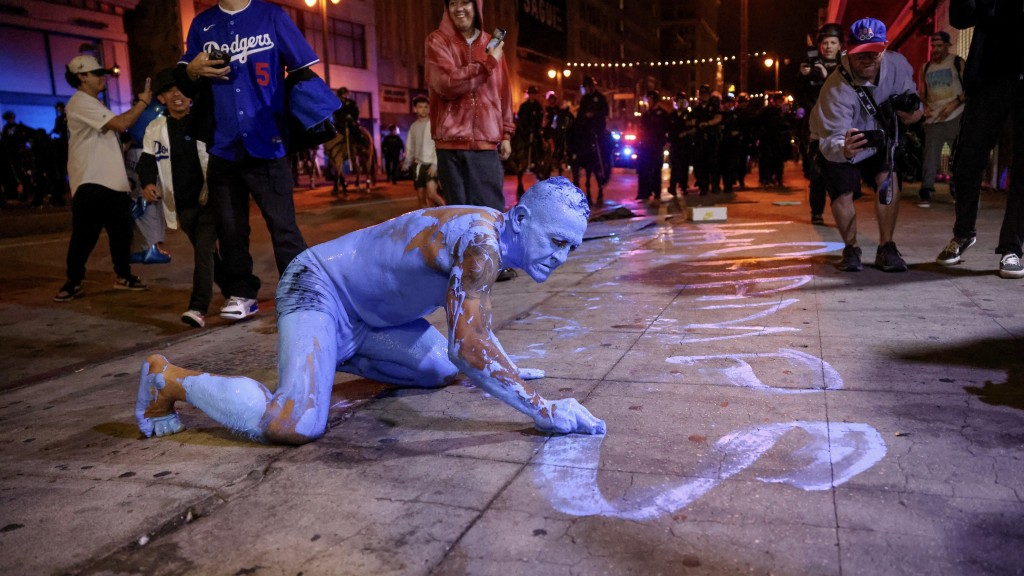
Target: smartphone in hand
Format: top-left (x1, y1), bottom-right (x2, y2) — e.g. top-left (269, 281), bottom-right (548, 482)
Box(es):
top-left (852, 129), bottom-right (887, 149)
top-left (207, 48), bottom-right (230, 68)
top-left (485, 27), bottom-right (507, 51)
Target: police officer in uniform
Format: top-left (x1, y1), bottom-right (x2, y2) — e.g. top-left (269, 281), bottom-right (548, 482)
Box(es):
top-left (669, 91), bottom-right (695, 196)
top-left (637, 90), bottom-right (672, 204)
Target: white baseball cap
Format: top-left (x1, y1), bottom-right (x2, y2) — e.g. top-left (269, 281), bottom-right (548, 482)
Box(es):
top-left (67, 55), bottom-right (112, 75)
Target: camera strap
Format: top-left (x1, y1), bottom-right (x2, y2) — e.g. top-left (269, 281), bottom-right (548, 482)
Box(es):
top-left (837, 60), bottom-right (899, 205)
top-left (837, 63), bottom-right (880, 119)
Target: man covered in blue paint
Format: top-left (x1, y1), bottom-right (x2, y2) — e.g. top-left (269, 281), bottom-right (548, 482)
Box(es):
top-left (136, 176), bottom-right (606, 443)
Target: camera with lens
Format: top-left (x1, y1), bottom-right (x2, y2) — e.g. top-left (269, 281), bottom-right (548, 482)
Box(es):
top-left (806, 48), bottom-right (821, 67)
top-left (805, 48), bottom-right (827, 82)
top-left (887, 92), bottom-right (920, 113)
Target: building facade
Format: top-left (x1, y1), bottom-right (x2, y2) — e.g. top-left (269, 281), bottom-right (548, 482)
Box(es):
top-left (0, 0), bottom-right (141, 131)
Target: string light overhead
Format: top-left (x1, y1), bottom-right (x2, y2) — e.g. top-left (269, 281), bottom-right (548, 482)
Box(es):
top-left (566, 52), bottom-right (770, 68)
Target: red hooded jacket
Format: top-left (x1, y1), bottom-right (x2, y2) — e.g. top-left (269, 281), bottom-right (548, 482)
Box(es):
top-left (425, 0), bottom-right (514, 150)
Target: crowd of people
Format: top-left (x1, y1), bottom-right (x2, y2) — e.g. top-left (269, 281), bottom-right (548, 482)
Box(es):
top-left (1, 0), bottom-right (1021, 443)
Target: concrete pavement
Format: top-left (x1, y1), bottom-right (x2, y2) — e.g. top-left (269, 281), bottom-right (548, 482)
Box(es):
top-left (1, 166), bottom-right (1022, 575)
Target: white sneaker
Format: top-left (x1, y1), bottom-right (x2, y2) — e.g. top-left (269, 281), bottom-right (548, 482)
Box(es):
top-left (999, 253), bottom-right (1024, 279)
top-left (181, 310), bottom-right (206, 328)
top-left (220, 296), bottom-right (258, 320)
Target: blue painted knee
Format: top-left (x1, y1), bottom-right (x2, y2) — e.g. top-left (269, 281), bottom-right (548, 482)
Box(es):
top-left (416, 356), bottom-right (459, 388)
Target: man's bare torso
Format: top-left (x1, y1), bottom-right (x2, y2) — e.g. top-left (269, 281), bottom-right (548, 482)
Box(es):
top-left (304, 206), bottom-right (504, 327)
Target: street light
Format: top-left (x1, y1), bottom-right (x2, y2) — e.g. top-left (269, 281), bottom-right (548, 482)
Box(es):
top-left (305, 0), bottom-right (341, 87)
top-left (763, 56), bottom-right (779, 92)
top-left (547, 68), bottom-right (571, 101)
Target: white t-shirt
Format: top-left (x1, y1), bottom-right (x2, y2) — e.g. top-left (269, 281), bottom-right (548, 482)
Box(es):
top-left (922, 54), bottom-right (965, 125)
top-left (67, 90), bottom-right (131, 195)
top-left (404, 117), bottom-right (437, 168)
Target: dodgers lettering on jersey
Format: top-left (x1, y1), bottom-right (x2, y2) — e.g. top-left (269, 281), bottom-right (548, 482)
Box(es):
top-left (202, 34), bottom-right (275, 64)
top-left (152, 140), bottom-right (170, 162)
top-left (181, 0), bottom-right (318, 161)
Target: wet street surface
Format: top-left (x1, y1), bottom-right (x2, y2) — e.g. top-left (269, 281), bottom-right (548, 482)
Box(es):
top-left (1, 165), bottom-right (1022, 575)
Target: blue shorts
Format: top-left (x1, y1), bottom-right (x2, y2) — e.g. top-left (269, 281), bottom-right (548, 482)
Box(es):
top-left (276, 252), bottom-right (368, 363)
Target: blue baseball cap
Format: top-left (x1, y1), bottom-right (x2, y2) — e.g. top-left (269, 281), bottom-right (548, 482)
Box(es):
top-left (847, 18), bottom-right (888, 54)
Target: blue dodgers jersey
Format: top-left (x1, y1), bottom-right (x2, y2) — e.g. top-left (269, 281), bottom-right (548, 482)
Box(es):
top-left (181, 0), bottom-right (319, 160)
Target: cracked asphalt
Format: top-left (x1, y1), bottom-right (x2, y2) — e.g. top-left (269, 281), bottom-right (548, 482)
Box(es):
top-left (1, 166), bottom-right (1022, 575)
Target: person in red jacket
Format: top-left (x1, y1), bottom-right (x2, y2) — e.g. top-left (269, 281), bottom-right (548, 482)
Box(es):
top-left (426, 0), bottom-right (514, 211)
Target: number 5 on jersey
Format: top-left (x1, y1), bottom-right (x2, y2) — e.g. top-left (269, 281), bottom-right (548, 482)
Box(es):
top-left (255, 62), bottom-right (270, 86)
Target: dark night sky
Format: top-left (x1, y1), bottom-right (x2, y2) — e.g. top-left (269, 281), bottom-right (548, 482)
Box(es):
top-left (717, 0), bottom-right (828, 93)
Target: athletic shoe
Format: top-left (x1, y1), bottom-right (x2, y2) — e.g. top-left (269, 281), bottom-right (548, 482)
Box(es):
top-left (181, 310), bottom-right (206, 328)
top-left (220, 296), bottom-right (258, 320)
top-left (999, 253), bottom-right (1024, 279)
top-left (837, 245), bottom-right (863, 272)
top-left (496, 268), bottom-right (518, 282)
top-left (936, 236), bottom-right (977, 265)
top-left (811, 214), bottom-right (825, 225)
top-left (917, 200), bottom-right (931, 208)
top-left (875, 242), bottom-right (908, 272)
top-left (54, 282), bottom-right (83, 302)
top-left (113, 275), bottom-right (148, 291)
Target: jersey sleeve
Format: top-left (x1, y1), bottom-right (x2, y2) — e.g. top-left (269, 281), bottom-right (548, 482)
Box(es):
top-left (180, 16), bottom-right (203, 65)
top-left (274, 7), bottom-right (319, 71)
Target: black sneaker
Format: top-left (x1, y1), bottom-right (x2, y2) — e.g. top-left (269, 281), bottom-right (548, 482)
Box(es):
top-left (54, 282), bottom-right (83, 302)
top-left (936, 236), bottom-right (976, 265)
top-left (875, 242), bottom-right (908, 272)
top-left (811, 214), bottom-right (825, 225)
top-left (838, 245), bottom-right (863, 272)
top-left (113, 275), bottom-right (148, 291)
top-left (999, 253), bottom-right (1024, 279)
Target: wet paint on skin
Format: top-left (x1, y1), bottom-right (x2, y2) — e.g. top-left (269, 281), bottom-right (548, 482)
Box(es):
top-left (136, 177), bottom-right (605, 441)
top-left (534, 422), bottom-right (886, 520)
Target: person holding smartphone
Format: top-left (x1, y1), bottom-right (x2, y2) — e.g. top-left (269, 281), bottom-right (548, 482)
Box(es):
top-left (425, 0), bottom-right (514, 212)
top-left (810, 18), bottom-right (922, 273)
top-left (173, 0), bottom-right (322, 322)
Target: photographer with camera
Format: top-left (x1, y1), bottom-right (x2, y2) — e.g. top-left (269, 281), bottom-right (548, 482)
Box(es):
top-left (798, 23), bottom-right (843, 225)
top-left (810, 17), bottom-right (923, 273)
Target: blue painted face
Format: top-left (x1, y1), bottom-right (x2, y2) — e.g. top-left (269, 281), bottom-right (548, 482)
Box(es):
top-left (518, 204), bottom-right (587, 282)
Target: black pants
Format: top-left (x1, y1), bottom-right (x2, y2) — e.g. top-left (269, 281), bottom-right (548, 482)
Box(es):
top-left (636, 147), bottom-right (662, 200)
top-left (207, 154), bottom-right (307, 299)
top-left (952, 73), bottom-right (1024, 257)
top-left (178, 203), bottom-right (225, 314)
top-left (804, 143), bottom-right (827, 216)
top-left (64, 183), bottom-right (134, 284)
top-left (384, 154), bottom-right (401, 184)
top-left (436, 149), bottom-right (505, 210)
top-left (669, 145), bottom-right (691, 195)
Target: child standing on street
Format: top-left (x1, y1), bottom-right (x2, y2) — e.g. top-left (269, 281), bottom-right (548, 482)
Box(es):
top-left (403, 96), bottom-right (444, 208)
top-left (137, 68), bottom-right (224, 328)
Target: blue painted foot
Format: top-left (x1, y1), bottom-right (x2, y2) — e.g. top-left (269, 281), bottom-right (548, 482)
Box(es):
top-left (136, 355), bottom-right (185, 438)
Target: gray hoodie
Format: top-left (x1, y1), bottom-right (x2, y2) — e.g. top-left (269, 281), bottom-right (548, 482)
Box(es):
top-left (810, 51), bottom-right (919, 164)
